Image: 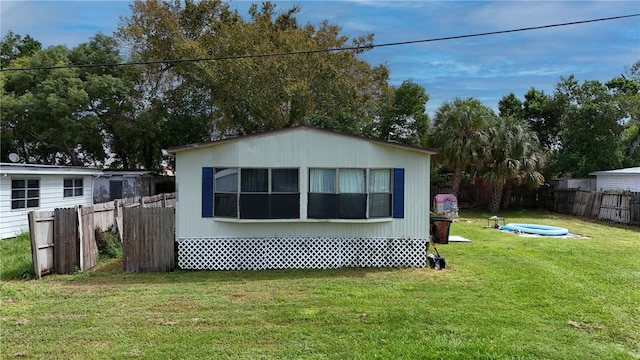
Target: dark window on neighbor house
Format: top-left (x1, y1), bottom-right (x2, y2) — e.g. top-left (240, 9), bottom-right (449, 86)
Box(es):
top-left (308, 168), bottom-right (391, 219)
top-left (11, 178), bottom-right (40, 209)
top-left (63, 178), bottom-right (83, 197)
top-left (214, 168), bottom-right (300, 219)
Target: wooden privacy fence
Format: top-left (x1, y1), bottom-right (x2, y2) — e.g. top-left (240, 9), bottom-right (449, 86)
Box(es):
top-left (552, 190), bottom-right (639, 226)
top-left (28, 207), bottom-right (99, 278)
top-left (28, 193), bottom-right (175, 279)
top-left (123, 207), bottom-right (175, 273)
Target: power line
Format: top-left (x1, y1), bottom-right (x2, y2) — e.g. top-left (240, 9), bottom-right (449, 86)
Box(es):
top-left (1, 13), bottom-right (638, 72)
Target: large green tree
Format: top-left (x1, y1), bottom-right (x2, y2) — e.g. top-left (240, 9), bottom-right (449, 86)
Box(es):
top-left (429, 98), bottom-right (495, 198)
top-left (116, 0), bottom-right (390, 139)
top-left (1, 34), bottom-right (135, 166)
top-left (608, 61), bottom-right (640, 165)
top-left (375, 79), bottom-right (430, 146)
top-left (552, 76), bottom-right (626, 177)
top-left (0, 31), bottom-right (41, 69)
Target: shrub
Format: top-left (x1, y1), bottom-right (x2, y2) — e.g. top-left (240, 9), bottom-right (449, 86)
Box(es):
top-left (95, 228), bottom-right (122, 258)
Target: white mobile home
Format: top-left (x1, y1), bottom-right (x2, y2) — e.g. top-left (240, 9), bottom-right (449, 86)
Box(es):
top-left (168, 125), bottom-right (437, 270)
top-left (0, 163), bottom-right (102, 239)
top-left (590, 167), bottom-right (640, 192)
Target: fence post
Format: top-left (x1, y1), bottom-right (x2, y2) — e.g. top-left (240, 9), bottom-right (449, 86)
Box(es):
top-left (28, 211), bottom-right (42, 280)
top-left (76, 206), bottom-right (84, 270)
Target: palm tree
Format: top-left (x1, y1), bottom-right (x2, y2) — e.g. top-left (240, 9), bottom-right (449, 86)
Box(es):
top-left (430, 98), bottom-right (494, 198)
top-left (482, 117), bottom-right (545, 213)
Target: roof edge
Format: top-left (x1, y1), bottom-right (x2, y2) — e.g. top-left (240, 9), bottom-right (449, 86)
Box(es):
top-left (167, 125), bottom-right (438, 155)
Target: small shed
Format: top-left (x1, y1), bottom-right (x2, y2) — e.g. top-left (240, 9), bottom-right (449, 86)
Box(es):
top-left (0, 163), bottom-right (102, 239)
top-left (93, 171), bottom-right (155, 203)
top-left (589, 167), bottom-right (640, 192)
top-left (168, 125), bottom-right (437, 270)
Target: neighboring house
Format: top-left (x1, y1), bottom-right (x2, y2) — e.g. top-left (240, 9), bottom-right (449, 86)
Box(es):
top-left (0, 163), bottom-right (102, 239)
top-left (589, 167), bottom-right (640, 192)
top-left (93, 171), bottom-right (155, 203)
top-left (551, 178), bottom-right (596, 191)
top-left (168, 125), bottom-right (437, 270)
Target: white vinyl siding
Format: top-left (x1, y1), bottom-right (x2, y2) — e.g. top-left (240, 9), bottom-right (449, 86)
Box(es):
top-left (174, 127), bottom-right (431, 241)
top-left (0, 174), bottom-right (95, 239)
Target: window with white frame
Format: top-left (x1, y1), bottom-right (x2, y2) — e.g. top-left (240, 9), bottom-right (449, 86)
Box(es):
top-left (63, 178), bottom-right (84, 197)
top-left (11, 179), bottom-right (40, 209)
top-left (368, 169), bottom-right (392, 217)
top-left (213, 168), bottom-right (300, 219)
top-left (308, 168), bottom-right (392, 219)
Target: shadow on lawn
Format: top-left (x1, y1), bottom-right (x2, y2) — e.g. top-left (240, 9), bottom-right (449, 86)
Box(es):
top-left (58, 257), bottom-right (421, 286)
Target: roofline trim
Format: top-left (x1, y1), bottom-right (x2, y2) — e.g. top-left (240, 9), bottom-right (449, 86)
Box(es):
top-left (167, 125), bottom-right (438, 155)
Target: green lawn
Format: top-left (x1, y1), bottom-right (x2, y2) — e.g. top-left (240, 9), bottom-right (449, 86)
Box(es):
top-left (1, 210), bottom-right (639, 359)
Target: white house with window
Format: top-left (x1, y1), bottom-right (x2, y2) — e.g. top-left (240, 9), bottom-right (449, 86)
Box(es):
top-left (0, 163), bottom-right (102, 239)
top-left (168, 125), bottom-right (437, 270)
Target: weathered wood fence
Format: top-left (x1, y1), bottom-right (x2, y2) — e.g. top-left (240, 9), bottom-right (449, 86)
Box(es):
top-left (123, 207), bottom-right (175, 273)
top-left (28, 193), bottom-right (175, 279)
top-left (551, 190), bottom-right (639, 226)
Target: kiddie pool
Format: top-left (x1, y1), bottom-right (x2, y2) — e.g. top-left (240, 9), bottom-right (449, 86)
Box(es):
top-left (499, 223), bottom-right (569, 236)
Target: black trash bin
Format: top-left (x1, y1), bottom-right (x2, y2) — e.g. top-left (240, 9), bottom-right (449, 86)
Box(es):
top-left (430, 217), bottom-right (452, 245)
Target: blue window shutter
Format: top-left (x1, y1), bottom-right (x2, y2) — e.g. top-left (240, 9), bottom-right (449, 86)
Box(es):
top-left (393, 168), bottom-right (405, 218)
top-left (202, 167), bottom-right (214, 218)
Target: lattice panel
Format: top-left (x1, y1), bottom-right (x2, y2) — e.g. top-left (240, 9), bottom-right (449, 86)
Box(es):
top-left (177, 237), bottom-right (428, 270)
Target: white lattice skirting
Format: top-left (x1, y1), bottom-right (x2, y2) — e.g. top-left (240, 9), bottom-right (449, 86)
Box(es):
top-left (177, 237), bottom-right (429, 270)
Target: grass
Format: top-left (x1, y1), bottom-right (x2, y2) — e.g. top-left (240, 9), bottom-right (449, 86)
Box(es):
top-left (0, 232), bottom-right (33, 280)
top-left (1, 209), bottom-right (639, 359)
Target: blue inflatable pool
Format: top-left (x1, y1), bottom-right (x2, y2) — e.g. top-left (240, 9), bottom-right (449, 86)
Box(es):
top-left (499, 223), bottom-right (569, 236)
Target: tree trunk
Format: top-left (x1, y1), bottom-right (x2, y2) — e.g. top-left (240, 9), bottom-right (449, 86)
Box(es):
top-left (626, 130), bottom-right (640, 157)
top-left (451, 166), bottom-right (463, 199)
top-left (489, 182), bottom-right (505, 214)
top-left (502, 182), bottom-right (513, 209)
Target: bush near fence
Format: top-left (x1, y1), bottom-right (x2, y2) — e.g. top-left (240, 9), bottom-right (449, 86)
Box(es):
top-left (28, 193), bottom-right (175, 279)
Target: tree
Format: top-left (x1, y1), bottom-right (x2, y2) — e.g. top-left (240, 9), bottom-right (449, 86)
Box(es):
top-left (116, 0), bottom-right (390, 138)
top-left (481, 117), bottom-right (544, 213)
top-left (522, 88), bottom-right (564, 151)
top-left (0, 31), bottom-right (41, 68)
top-left (375, 79), bottom-right (430, 146)
top-left (429, 98), bottom-right (495, 198)
top-left (498, 92), bottom-right (523, 118)
top-left (607, 63), bottom-right (640, 164)
top-left (552, 76), bottom-right (625, 177)
top-left (1, 35), bottom-right (135, 166)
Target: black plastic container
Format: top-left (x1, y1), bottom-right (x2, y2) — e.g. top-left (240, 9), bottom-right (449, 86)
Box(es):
top-left (430, 217), bottom-right (452, 245)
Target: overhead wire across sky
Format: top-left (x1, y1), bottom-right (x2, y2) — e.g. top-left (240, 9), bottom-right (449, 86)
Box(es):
top-left (1, 13), bottom-right (638, 72)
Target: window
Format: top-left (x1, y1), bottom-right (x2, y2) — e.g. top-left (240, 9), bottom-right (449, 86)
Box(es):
top-left (213, 168), bottom-right (300, 219)
top-left (369, 169), bottom-right (392, 217)
top-left (308, 168), bottom-right (391, 219)
top-left (11, 179), bottom-right (40, 209)
top-left (64, 178), bottom-right (84, 197)
top-left (214, 168), bottom-right (238, 218)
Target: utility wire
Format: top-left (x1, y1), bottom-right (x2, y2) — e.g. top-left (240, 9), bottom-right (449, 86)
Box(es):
top-left (1, 13), bottom-right (638, 72)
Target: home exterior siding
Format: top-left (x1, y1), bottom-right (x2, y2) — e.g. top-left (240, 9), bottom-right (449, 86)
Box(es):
top-left (0, 164), bottom-right (100, 239)
top-left (174, 127), bottom-right (433, 242)
top-left (169, 127), bottom-right (433, 268)
top-left (590, 167), bottom-right (640, 192)
top-left (596, 175), bottom-right (638, 192)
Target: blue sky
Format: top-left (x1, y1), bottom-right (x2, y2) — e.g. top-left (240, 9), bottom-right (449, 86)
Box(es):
top-left (2, 0), bottom-right (639, 115)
